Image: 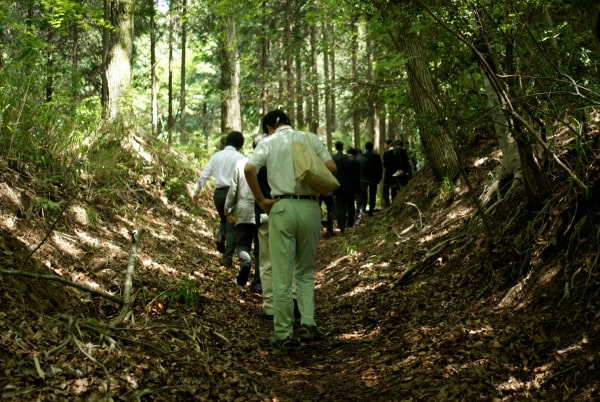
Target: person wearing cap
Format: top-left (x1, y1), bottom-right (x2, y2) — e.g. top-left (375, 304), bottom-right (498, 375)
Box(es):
top-left (244, 109), bottom-right (336, 349)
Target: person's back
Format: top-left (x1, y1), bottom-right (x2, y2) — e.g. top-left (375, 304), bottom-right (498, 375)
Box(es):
top-left (226, 158), bottom-right (256, 225)
top-left (353, 148), bottom-right (368, 225)
top-left (363, 141), bottom-right (382, 215)
top-left (192, 131), bottom-right (245, 267)
top-left (245, 109), bottom-right (336, 349)
top-left (364, 143), bottom-right (383, 184)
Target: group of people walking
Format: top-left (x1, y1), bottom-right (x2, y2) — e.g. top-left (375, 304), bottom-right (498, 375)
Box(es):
top-left (191, 109), bottom-right (412, 350)
top-left (322, 138), bottom-right (412, 236)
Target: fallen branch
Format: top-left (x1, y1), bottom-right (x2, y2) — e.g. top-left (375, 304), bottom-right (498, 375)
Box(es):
top-left (21, 191), bottom-right (78, 269)
top-left (0, 268), bottom-right (123, 305)
top-left (392, 235), bottom-right (464, 288)
top-left (110, 229), bottom-right (143, 328)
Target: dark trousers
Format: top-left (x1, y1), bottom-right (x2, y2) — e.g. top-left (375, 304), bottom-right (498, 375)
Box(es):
top-left (366, 181), bottom-right (378, 214)
top-left (213, 187), bottom-right (236, 265)
top-left (320, 194), bottom-right (335, 233)
top-left (235, 223), bottom-right (256, 269)
top-left (355, 188), bottom-right (367, 223)
top-left (334, 192), bottom-right (356, 232)
top-left (382, 182), bottom-right (398, 207)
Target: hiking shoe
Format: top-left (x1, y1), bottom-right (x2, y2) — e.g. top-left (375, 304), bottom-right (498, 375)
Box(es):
top-left (236, 266), bottom-right (251, 286)
top-left (250, 283), bottom-right (262, 294)
top-left (297, 325), bottom-right (322, 342)
top-left (268, 336), bottom-right (297, 351)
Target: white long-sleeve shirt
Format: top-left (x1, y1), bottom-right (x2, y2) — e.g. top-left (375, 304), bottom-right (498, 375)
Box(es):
top-left (195, 145), bottom-right (245, 193)
top-left (224, 158), bottom-right (256, 225)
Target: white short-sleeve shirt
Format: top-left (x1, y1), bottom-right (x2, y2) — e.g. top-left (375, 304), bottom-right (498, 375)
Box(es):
top-left (247, 126), bottom-right (332, 197)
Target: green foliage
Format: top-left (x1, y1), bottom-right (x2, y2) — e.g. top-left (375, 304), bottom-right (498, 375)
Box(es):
top-left (35, 197), bottom-right (62, 220)
top-left (165, 277), bottom-right (199, 308)
top-left (164, 176), bottom-right (188, 203)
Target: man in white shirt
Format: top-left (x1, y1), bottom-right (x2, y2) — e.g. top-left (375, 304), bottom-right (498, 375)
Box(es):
top-left (192, 131), bottom-right (245, 267)
top-left (244, 110), bottom-right (336, 350)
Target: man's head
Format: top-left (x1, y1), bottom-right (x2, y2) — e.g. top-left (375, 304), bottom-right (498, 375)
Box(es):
top-left (226, 131), bottom-right (244, 149)
top-left (347, 147), bottom-right (358, 158)
top-left (335, 141), bottom-right (344, 151)
top-left (262, 109), bottom-right (291, 134)
top-left (365, 141), bottom-right (374, 151)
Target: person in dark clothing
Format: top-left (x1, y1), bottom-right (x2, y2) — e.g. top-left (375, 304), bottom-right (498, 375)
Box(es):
top-left (320, 193), bottom-right (335, 237)
top-left (382, 139), bottom-right (411, 206)
top-left (332, 141), bottom-right (360, 233)
top-left (362, 141), bottom-right (383, 216)
top-left (352, 147), bottom-right (368, 225)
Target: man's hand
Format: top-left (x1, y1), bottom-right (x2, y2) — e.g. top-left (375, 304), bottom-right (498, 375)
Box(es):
top-left (257, 198), bottom-right (278, 214)
top-left (192, 193), bottom-right (200, 203)
top-left (226, 213), bottom-right (236, 224)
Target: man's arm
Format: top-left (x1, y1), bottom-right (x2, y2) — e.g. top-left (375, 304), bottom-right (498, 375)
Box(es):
top-left (325, 159), bottom-right (337, 175)
top-left (244, 162), bottom-right (277, 214)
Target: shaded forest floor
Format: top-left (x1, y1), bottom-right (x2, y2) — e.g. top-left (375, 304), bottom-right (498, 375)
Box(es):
top-left (1, 129), bottom-right (600, 401)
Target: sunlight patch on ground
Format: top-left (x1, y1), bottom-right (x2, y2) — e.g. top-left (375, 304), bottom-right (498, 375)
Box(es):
top-left (445, 205), bottom-right (474, 220)
top-left (338, 326), bottom-right (382, 341)
top-left (52, 232), bottom-right (83, 258)
top-left (0, 213), bottom-right (17, 230)
top-left (341, 281), bottom-right (387, 298)
top-left (75, 229), bottom-right (122, 253)
top-left (70, 205), bottom-right (89, 225)
top-left (0, 182), bottom-right (23, 209)
top-left (142, 258), bottom-right (179, 275)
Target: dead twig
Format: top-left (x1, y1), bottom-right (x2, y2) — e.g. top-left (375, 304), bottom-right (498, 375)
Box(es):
top-left (110, 229), bottom-right (143, 328)
top-left (0, 268), bottom-right (123, 304)
top-left (21, 191), bottom-right (78, 269)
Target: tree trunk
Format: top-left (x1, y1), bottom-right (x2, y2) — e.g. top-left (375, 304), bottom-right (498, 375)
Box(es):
top-left (284, 0), bottom-right (294, 123)
top-left (218, 13), bottom-right (242, 134)
top-left (101, 0), bottom-right (134, 121)
top-left (45, 29), bottom-right (54, 102)
top-left (309, 23), bottom-right (319, 135)
top-left (402, 31), bottom-right (459, 180)
top-left (350, 19), bottom-right (361, 149)
top-left (323, 20), bottom-right (333, 149)
top-left (179, 0), bottom-right (188, 144)
top-left (150, 0), bottom-right (158, 136)
top-left (167, 1), bottom-right (175, 144)
top-left (295, 54), bottom-right (305, 129)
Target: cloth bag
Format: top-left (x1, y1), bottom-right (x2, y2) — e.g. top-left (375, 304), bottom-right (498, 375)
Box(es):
top-left (292, 138), bottom-right (340, 195)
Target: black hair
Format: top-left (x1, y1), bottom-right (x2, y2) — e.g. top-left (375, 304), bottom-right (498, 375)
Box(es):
top-left (225, 131), bottom-right (244, 149)
top-left (261, 109), bottom-right (291, 134)
top-left (365, 141), bottom-right (374, 151)
top-left (347, 147), bottom-right (358, 156)
top-left (335, 141), bottom-right (344, 151)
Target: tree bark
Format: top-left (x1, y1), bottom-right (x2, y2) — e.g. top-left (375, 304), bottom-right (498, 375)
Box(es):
top-left (402, 30), bottom-right (459, 180)
top-left (101, 0), bottom-right (134, 121)
top-left (323, 20), bottom-right (333, 149)
top-left (150, 0), bottom-right (158, 136)
top-left (167, 1), bottom-right (175, 144)
top-left (218, 13), bottom-right (242, 134)
top-left (309, 23), bottom-right (319, 135)
top-left (350, 19), bottom-right (361, 149)
top-left (179, 0), bottom-right (188, 144)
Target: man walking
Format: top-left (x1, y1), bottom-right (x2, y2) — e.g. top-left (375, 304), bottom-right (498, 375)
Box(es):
top-left (192, 131), bottom-right (245, 267)
top-left (363, 141), bottom-right (382, 215)
top-left (244, 110), bottom-right (336, 349)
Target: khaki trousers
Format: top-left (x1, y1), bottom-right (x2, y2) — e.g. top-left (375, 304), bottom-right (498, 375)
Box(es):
top-left (269, 198), bottom-right (321, 340)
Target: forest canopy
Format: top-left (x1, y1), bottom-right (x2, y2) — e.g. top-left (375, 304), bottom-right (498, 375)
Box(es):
top-left (1, 0), bottom-right (599, 196)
